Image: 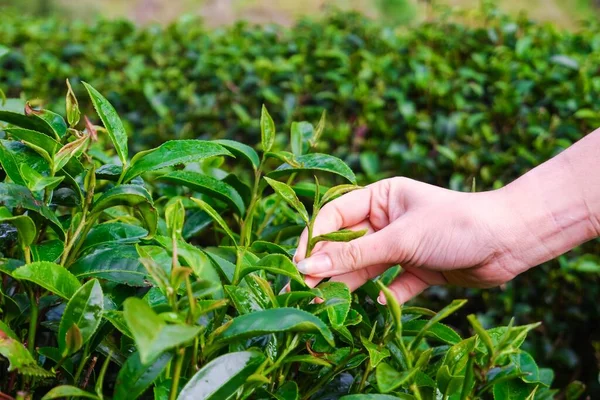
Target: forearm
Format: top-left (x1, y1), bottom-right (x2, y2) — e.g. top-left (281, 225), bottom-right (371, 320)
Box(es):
top-left (497, 127), bottom-right (600, 270)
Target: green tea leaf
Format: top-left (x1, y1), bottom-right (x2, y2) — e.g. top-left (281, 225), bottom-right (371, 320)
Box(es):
top-left (317, 281), bottom-right (351, 327)
top-left (291, 121), bottom-right (312, 157)
top-left (42, 385), bottom-right (99, 400)
top-left (0, 334), bottom-right (53, 377)
top-left (310, 110), bottom-right (326, 147)
top-left (274, 381), bottom-right (299, 400)
top-left (0, 110), bottom-right (59, 137)
top-left (5, 127), bottom-right (62, 157)
top-left (310, 228), bottom-right (367, 248)
top-left (83, 82), bottom-right (129, 166)
top-left (239, 254), bottom-right (305, 285)
top-left (165, 199), bottom-right (185, 239)
top-left (261, 105), bottom-right (276, 153)
top-left (70, 245), bottom-right (151, 287)
top-left (58, 279), bottom-right (104, 356)
top-left (376, 362), bottom-right (419, 393)
top-left (320, 184), bottom-right (360, 205)
top-left (213, 139), bottom-right (260, 170)
top-left (436, 365), bottom-right (464, 397)
top-left (52, 132), bottom-right (90, 173)
top-left (103, 310), bottom-right (132, 338)
top-left (81, 223), bottom-right (148, 253)
top-left (20, 164), bottom-right (65, 193)
top-left (403, 320), bottom-right (461, 346)
top-left (410, 299), bottom-right (466, 349)
top-left (159, 171), bottom-right (245, 215)
top-left (0, 183), bottom-right (64, 239)
top-left (90, 184), bottom-right (157, 237)
top-left (25, 104), bottom-right (67, 139)
top-left (215, 308), bottom-right (334, 346)
top-left (122, 140), bottom-right (231, 183)
top-left (114, 351), bottom-right (173, 400)
top-left (264, 177), bottom-right (309, 223)
top-left (0, 207), bottom-right (36, 248)
top-left (269, 153), bottom-right (356, 184)
top-left (65, 79), bottom-right (80, 127)
top-left (123, 297), bottom-right (201, 364)
top-left (177, 351), bottom-right (265, 400)
top-left (493, 379), bottom-right (538, 400)
top-left (190, 198), bottom-right (237, 246)
top-left (468, 314), bottom-right (494, 360)
top-left (13, 262), bottom-right (81, 300)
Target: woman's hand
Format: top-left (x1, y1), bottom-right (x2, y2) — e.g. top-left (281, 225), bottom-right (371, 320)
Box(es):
top-left (294, 170), bottom-right (598, 304)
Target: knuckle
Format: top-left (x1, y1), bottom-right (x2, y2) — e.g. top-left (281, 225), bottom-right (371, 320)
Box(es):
top-left (340, 241), bottom-right (362, 271)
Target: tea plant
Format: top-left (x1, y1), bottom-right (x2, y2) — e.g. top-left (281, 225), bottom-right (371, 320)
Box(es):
top-left (0, 84), bottom-right (569, 399)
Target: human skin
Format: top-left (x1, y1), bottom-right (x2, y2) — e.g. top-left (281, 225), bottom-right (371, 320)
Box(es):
top-left (294, 127), bottom-right (600, 304)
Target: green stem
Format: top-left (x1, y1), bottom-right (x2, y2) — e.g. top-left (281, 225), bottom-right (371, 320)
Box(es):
top-left (74, 345), bottom-right (90, 385)
top-left (191, 337), bottom-right (199, 372)
top-left (356, 360), bottom-right (372, 393)
top-left (301, 351), bottom-right (361, 400)
top-left (27, 288), bottom-right (38, 355)
top-left (234, 166), bottom-right (264, 284)
top-left (169, 349), bottom-right (185, 400)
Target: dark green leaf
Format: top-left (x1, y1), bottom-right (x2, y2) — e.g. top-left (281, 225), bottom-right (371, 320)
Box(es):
top-left (340, 395), bottom-right (414, 400)
top-left (70, 245), bottom-right (151, 287)
top-left (58, 279), bottom-right (104, 356)
top-left (0, 207), bottom-right (36, 247)
top-left (214, 308), bottom-right (334, 346)
top-left (103, 310), bottom-right (132, 338)
top-left (190, 198), bottom-right (237, 246)
top-left (410, 299), bottom-right (466, 349)
top-left (13, 262), bottom-right (81, 300)
top-left (114, 351), bottom-right (173, 400)
top-left (5, 127), bottom-right (62, 156)
top-left (159, 171), bottom-right (245, 215)
top-left (403, 320), bottom-right (461, 345)
top-left (122, 140), bottom-right (231, 183)
top-left (240, 254), bottom-right (305, 285)
top-left (213, 139), bottom-right (260, 170)
top-left (566, 381), bottom-right (586, 400)
top-left (0, 183), bottom-right (64, 239)
top-left (81, 223), bottom-right (148, 253)
top-left (0, 110), bottom-right (57, 137)
top-left (177, 351), bottom-right (265, 400)
top-left (83, 82), bottom-right (129, 166)
top-left (269, 153), bottom-right (356, 184)
top-left (376, 362), bottom-right (418, 393)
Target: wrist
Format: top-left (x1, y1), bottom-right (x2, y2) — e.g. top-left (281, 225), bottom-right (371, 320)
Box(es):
top-left (493, 156), bottom-right (600, 273)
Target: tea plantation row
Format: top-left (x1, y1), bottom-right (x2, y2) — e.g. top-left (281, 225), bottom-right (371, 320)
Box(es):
top-left (1, 7), bottom-right (600, 395)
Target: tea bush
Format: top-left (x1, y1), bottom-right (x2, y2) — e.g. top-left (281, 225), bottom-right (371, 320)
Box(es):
top-left (1, 6), bottom-right (600, 395)
top-left (0, 84), bottom-right (572, 399)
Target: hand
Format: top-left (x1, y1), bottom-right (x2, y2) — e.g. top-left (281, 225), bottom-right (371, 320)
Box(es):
top-left (294, 177), bottom-right (549, 304)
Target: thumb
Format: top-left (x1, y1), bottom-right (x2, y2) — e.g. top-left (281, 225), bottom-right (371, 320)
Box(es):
top-left (296, 222), bottom-right (412, 278)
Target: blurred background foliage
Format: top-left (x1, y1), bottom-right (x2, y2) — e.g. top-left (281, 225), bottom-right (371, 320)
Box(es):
top-left (2, 0), bottom-right (600, 397)
top-left (0, 0), bottom-right (599, 28)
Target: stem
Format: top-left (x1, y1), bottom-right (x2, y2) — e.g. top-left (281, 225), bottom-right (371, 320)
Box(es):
top-left (26, 288), bottom-right (38, 355)
top-left (169, 349), bottom-right (185, 400)
top-left (191, 337), bottom-right (199, 372)
top-left (356, 360), bottom-right (372, 393)
top-left (301, 351), bottom-right (361, 400)
top-left (234, 166), bottom-right (263, 284)
top-left (24, 247), bottom-right (31, 265)
top-left (74, 345), bottom-right (90, 385)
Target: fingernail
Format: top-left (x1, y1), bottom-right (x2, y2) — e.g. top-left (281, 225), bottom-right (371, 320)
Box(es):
top-left (296, 254), bottom-right (332, 275)
top-left (377, 293), bottom-right (387, 305)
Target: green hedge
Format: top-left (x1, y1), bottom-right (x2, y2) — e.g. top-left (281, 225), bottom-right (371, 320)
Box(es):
top-left (2, 8), bottom-right (600, 395)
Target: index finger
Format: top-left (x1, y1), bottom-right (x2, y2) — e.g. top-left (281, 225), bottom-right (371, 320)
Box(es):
top-left (294, 186), bottom-right (372, 263)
